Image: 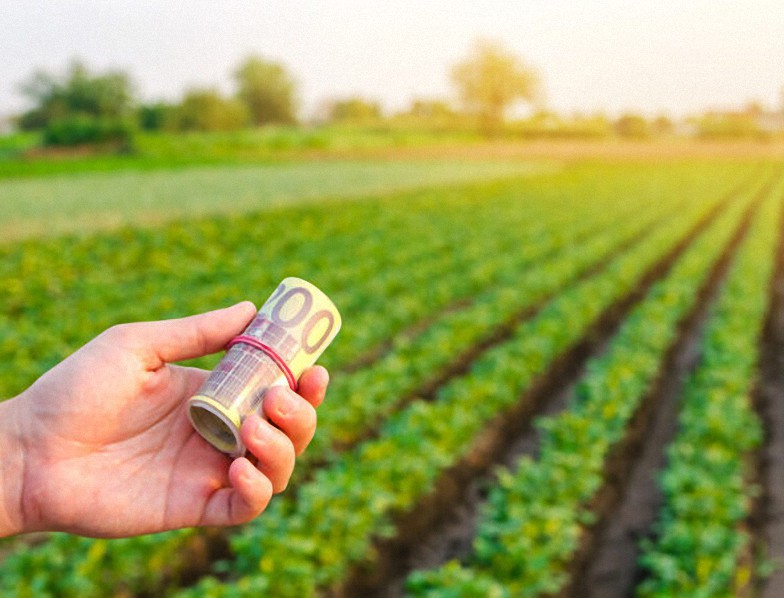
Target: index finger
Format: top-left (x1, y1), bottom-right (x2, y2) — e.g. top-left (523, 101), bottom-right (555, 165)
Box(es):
top-left (296, 366), bottom-right (330, 408)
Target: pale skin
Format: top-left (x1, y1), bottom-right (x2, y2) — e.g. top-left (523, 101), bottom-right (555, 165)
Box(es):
top-left (0, 301), bottom-right (328, 538)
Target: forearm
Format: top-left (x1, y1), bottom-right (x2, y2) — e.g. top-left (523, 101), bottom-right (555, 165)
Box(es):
top-left (0, 396), bottom-right (26, 537)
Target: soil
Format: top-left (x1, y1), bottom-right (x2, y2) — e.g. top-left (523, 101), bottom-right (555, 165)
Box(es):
top-left (755, 194), bottom-right (784, 598)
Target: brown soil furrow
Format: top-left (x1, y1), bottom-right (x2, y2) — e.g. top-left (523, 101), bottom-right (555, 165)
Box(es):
top-left (755, 191), bottom-right (784, 598)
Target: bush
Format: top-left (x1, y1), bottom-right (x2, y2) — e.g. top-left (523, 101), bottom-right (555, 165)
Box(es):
top-left (43, 115), bottom-right (135, 150)
top-left (170, 89), bottom-right (250, 132)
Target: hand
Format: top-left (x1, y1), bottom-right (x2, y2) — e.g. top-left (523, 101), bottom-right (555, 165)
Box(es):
top-left (0, 302), bottom-right (329, 538)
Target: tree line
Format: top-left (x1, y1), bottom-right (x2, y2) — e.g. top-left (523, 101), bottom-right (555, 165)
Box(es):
top-left (14, 40), bottom-right (543, 147)
top-left (16, 54), bottom-right (301, 148)
top-left (13, 38), bottom-right (783, 149)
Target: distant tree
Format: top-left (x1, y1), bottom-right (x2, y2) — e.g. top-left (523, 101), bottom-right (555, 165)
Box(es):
top-left (234, 55), bottom-right (298, 125)
top-left (405, 99), bottom-right (456, 120)
top-left (744, 100), bottom-right (764, 118)
top-left (391, 98), bottom-right (465, 132)
top-left (651, 115), bottom-right (674, 136)
top-left (172, 88), bottom-right (249, 131)
top-left (137, 101), bottom-right (178, 131)
top-left (17, 60), bottom-right (135, 148)
top-left (327, 97), bottom-right (382, 122)
top-left (696, 112), bottom-right (761, 139)
top-left (451, 38), bottom-right (540, 134)
top-left (615, 113), bottom-right (650, 138)
top-left (18, 60), bottom-right (135, 130)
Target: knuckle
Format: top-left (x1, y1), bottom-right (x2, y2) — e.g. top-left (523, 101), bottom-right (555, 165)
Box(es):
top-left (102, 323), bottom-right (136, 345)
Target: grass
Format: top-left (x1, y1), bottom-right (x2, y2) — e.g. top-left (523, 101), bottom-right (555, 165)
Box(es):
top-left (0, 158), bottom-right (553, 242)
top-left (1, 124), bottom-right (781, 244)
top-left (0, 125), bottom-right (484, 179)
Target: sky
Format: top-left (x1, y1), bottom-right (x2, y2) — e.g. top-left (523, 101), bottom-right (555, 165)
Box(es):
top-left (2, 1), bottom-right (784, 121)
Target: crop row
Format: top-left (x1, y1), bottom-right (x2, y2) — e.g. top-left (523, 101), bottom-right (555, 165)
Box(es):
top-left (175, 176), bottom-right (751, 596)
top-left (0, 170), bottom-right (694, 596)
top-left (0, 164), bottom-right (754, 597)
top-left (0, 163), bottom-right (704, 399)
top-left (636, 188), bottom-right (782, 594)
top-left (307, 191), bottom-right (675, 461)
top-left (0, 176), bottom-right (538, 394)
top-left (405, 171), bottom-right (768, 597)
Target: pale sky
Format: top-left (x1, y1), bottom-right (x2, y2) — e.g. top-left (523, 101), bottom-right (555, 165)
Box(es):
top-left (2, 1), bottom-right (784, 120)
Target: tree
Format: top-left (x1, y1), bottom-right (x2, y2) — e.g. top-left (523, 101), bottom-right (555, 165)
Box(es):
top-left (405, 99), bottom-right (456, 120)
top-left (615, 113), bottom-right (650, 138)
top-left (327, 97), bottom-right (382, 123)
top-left (171, 88), bottom-right (249, 132)
top-left (651, 115), bottom-right (674, 136)
top-left (234, 55), bottom-right (298, 125)
top-left (18, 60), bottom-right (135, 130)
top-left (137, 101), bottom-right (178, 131)
top-left (451, 39), bottom-right (540, 134)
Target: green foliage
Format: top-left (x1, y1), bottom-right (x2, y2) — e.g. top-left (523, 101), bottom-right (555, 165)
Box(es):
top-left (407, 183), bottom-right (757, 596)
top-left (326, 97), bottom-right (383, 123)
top-left (233, 55), bottom-right (298, 125)
top-left (137, 101), bottom-right (178, 131)
top-left (451, 38), bottom-right (540, 134)
top-left (636, 184), bottom-right (782, 596)
top-left (0, 131), bottom-right (39, 159)
top-left (18, 60), bottom-right (135, 134)
top-left (42, 115), bottom-right (134, 149)
top-left (389, 99), bottom-right (468, 133)
top-left (0, 158), bottom-right (546, 243)
top-left (169, 88), bottom-right (250, 132)
top-left (0, 125), bottom-right (489, 180)
top-left (408, 561), bottom-right (510, 597)
top-left (179, 168), bottom-right (731, 597)
top-left (0, 161), bottom-right (763, 597)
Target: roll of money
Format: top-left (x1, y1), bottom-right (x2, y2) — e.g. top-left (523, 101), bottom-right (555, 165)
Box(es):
top-left (188, 277), bottom-right (341, 457)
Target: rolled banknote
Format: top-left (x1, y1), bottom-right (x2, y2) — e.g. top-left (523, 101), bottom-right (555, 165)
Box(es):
top-left (188, 277), bottom-right (341, 457)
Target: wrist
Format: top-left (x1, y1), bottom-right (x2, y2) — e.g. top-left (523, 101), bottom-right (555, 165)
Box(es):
top-left (0, 396), bottom-right (28, 537)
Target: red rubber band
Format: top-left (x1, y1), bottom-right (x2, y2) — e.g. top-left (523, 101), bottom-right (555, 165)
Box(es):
top-left (227, 334), bottom-right (298, 391)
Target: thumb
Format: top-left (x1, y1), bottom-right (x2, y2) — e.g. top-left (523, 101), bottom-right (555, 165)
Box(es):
top-left (136, 301), bottom-right (257, 365)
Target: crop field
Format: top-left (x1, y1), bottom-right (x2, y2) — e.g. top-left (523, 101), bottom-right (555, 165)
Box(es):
top-left (2, 155), bottom-right (784, 597)
top-left (0, 158), bottom-right (546, 242)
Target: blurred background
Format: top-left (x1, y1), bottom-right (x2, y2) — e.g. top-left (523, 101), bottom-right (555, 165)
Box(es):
top-left (2, 1), bottom-right (784, 167)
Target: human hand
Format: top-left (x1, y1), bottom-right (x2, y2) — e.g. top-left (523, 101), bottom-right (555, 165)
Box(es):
top-left (0, 302), bottom-right (328, 538)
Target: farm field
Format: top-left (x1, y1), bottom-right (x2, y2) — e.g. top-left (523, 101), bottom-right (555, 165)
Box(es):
top-left (0, 157), bottom-right (548, 242)
top-left (1, 154), bottom-right (784, 597)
